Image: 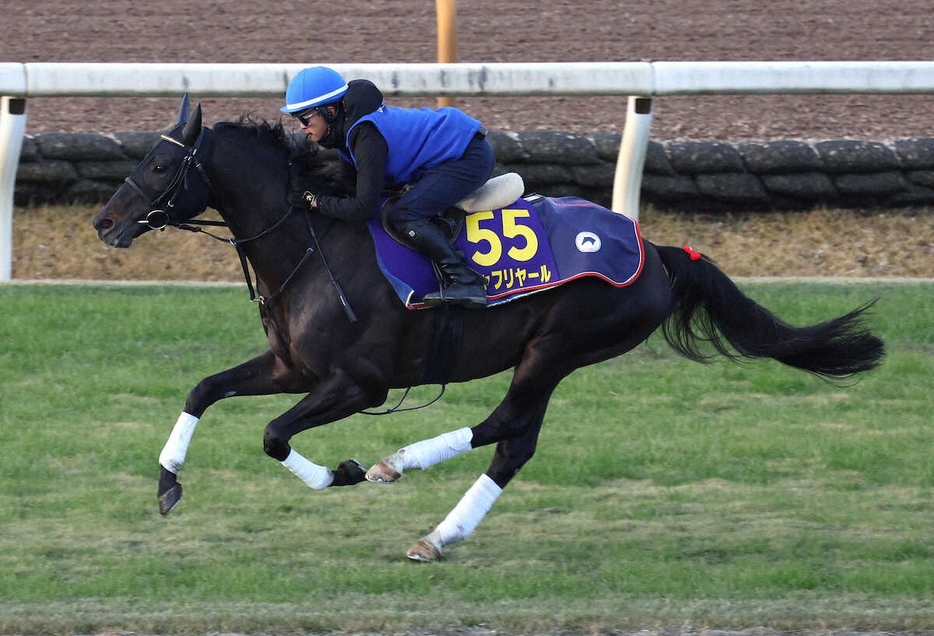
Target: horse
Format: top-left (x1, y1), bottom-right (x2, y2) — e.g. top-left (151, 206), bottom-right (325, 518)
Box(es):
top-left (92, 96), bottom-right (885, 562)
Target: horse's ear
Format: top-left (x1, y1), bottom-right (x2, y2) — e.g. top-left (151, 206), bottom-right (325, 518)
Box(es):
top-left (175, 93), bottom-right (191, 127)
top-left (181, 103), bottom-right (202, 147)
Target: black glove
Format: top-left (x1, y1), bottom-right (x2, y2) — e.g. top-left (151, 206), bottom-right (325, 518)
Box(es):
top-left (288, 188), bottom-right (318, 211)
top-left (287, 155), bottom-right (319, 211)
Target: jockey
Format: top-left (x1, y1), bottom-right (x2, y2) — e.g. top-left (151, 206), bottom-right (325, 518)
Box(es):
top-left (282, 66), bottom-right (494, 309)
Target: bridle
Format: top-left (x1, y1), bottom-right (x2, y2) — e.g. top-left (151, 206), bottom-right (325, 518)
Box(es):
top-left (125, 127), bottom-right (357, 322)
top-left (125, 132), bottom-right (213, 231)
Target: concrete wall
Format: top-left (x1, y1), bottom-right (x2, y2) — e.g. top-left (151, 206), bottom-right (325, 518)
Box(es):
top-left (15, 130), bottom-right (934, 211)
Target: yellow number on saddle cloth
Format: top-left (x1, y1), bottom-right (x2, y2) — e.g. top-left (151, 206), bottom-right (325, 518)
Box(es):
top-left (464, 208), bottom-right (540, 267)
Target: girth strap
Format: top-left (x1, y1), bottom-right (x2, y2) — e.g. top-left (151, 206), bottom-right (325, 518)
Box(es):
top-left (420, 305), bottom-right (463, 385)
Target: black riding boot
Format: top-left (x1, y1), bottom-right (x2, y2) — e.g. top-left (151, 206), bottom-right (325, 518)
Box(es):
top-left (398, 220), bottom-right (488, 309)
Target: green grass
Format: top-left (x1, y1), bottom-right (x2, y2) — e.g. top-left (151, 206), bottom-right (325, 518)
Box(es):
top-left (0, 280), bottom-right (932, 634)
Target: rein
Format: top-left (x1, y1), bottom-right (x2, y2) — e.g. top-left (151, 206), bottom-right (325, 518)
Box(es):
top-left (156, 206), bottom-right (356, 322)
top-left (161, 206), bottom-right (296, 306)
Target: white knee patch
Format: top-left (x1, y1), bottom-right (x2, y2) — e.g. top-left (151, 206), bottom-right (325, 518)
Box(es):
top-left (281, 449), bottom-right (334, 490)
top-left (400, 427), bottom-right (473, 471)
top-left (159, 412), bottom-right (199, 474)
top-left (434, 473), bottom-right (503, 546)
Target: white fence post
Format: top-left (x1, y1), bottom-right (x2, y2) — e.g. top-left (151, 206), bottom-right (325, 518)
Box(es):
top-left (612, 96), bottom-right (653, 221)
top-left (0, 96), bottom-right (27, 281)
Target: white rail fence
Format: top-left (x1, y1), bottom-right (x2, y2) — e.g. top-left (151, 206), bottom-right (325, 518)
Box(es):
top-left (4, 60), bottom-right (934, 281)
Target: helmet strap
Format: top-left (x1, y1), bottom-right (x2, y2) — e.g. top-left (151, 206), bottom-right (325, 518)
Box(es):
top-left (316, 103), bottom-right (346, 149)
top-left (318, 124), bottom-right (337, 149)
top-left (318, 104), bottom-right (340, 124)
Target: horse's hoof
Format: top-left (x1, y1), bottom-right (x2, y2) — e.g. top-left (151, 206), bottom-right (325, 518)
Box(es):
top-left (406, 538), bottom-right (442, 562)
top-left (365, 456), bottom-right (402, 483)
top-left (158, 483), bottom-right (183, 516)
top-left (331, 458), bottom-right (368, 486)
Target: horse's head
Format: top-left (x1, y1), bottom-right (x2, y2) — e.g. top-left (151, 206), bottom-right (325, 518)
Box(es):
top-left (93, 95), bottom-right (212, 248)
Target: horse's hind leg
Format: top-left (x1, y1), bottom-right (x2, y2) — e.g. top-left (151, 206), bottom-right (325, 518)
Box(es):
top-left (364, 379), bottom-right (551, 484)
top-left (405, 421), bottom-right (544, 562)
top-left (402, 282), bottom-right (672, 559)
top-left (365, 427), bottom-right (474, 483)
top-left (361, 389), bottom-right (548, 560)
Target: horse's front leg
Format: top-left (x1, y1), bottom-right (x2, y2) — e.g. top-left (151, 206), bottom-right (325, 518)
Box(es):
top-left (159, 349), bottom-right (290, 515)
top-left (262, 368), bottom-right (383, 490)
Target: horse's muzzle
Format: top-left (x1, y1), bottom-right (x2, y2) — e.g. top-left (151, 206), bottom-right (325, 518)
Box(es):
top-left (92, 212), bottom-right (139, 248)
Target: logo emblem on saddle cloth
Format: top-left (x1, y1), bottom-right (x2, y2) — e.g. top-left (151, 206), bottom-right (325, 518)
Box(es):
top-left (366, 195), bottom-right (646, 309)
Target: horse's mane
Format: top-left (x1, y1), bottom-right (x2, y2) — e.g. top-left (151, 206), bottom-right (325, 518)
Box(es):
top-left (212, 117), bottom-right (356, 197)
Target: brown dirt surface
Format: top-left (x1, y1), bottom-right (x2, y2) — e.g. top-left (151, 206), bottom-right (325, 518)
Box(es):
top-left (4, 0), bottom-right (934, 280)
top-left (6, 0), bottom-right (934, 139)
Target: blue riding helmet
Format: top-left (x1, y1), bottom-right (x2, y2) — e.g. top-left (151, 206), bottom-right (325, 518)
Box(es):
top-left (281, 66), bottom-right (350, 114)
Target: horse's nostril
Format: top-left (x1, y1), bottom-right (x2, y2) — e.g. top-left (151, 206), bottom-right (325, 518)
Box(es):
top-left (96, 218), bottom-right (114, 230)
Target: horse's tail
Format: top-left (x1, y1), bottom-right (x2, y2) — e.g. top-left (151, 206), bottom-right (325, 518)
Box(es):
top-left (653, 243), bottom-right (885, 381)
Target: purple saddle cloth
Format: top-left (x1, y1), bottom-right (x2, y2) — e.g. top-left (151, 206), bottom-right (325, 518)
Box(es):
top-left (367, 195), bottom-right (645, 309)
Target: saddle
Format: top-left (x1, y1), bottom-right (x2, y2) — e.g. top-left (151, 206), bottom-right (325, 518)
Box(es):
top-left (379, 173), bottom-right (526, 247)
top-left (368, 193), bottom-right (646, 310)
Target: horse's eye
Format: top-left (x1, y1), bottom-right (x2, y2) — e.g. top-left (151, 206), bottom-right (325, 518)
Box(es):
top-left (141, 154), bottom-right (174, 186)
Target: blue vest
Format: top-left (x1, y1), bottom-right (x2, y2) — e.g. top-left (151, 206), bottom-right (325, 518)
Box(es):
top-left (342, 105), bottom-right (482, 185)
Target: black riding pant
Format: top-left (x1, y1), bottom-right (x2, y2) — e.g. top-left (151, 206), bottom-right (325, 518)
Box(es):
top-left (387, 133), bottom-right (495, 227)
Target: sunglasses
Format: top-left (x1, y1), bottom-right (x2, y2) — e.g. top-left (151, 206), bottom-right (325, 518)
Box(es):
top-left (296, 109), bottom-right (321, 127)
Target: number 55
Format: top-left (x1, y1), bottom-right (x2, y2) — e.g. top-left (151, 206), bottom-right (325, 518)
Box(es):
top-left (466, 208), bottom-right (539, 267)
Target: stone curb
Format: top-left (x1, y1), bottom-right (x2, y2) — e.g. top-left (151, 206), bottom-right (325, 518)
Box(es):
top-left (14, 130), bottom-right (934, 211)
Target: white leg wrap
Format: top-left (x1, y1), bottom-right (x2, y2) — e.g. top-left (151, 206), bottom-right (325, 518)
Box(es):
top-left (281, 449), bottom-right (334, 490)
top-left (158, 412), bottom-right (199, 474)
top-left (399, 427), bottom-right (473, 471)
top-left (433, 473), bottom-right (503, 547)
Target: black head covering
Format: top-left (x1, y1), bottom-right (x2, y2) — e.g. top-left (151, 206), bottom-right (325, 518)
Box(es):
top-left (317, 79), bottom-right (385, 149)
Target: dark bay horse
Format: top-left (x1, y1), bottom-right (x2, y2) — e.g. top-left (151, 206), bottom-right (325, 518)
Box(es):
top-left (92, 97), bottom-right (884, 561)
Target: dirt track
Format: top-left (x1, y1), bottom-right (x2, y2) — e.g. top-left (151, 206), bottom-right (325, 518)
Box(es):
top-left (6, 0), bottom-right (934, 140)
